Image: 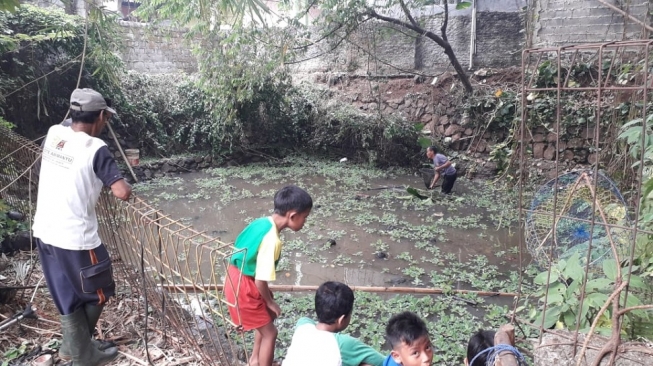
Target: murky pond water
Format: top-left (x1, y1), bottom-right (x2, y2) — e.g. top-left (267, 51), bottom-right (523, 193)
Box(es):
top-left (135, 157), bottom-right (527, 291)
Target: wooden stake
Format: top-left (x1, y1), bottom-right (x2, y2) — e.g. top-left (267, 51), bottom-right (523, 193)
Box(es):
top-left (494, 324), bottom-right (518, 366)
top-left (158, 284), bottom-right (518, 297)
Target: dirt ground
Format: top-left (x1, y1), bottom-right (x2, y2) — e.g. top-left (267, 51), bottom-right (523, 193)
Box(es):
top-left (312, 66), bottom-right (523, 104)
top-left (0, 252), bottom-right (204, 366)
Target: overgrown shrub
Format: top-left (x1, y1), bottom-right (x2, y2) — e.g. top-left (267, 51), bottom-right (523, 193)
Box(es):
top-left (104, 75), bottom-right (419, 167)
top-left (101, 72), bottom-right (214, 154)
top-left (299, 83), bottom-right (420, 167)
top-left (0, 5), bottom-right (122, 138)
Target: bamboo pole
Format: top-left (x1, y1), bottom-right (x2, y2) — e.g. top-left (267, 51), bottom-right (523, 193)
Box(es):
top-left (107, 122), bottom-right (138, 183)
top-left (157, 284), bottom-right (518, 297)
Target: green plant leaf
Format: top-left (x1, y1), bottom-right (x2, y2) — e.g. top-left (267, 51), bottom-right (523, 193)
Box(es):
top-left (586, 278), bottom-right (613, 290)
top-left (586, 292), bottom-right (609, 308)
top-left (406, 187), bottom-right (429, 200)
top-left (534, 271), bottom-right (558, 285)
top-left (0, 0), bottom-right (21, 13)
top-left (544, 292), bottom-right (564, 305)
top-left (455, 1), bottom-right (472, 10)
top-left (418, 137), bottom-right (432, 148)
top-left (563, 252), bottom-right (584, 282)
top-left (602, 259), bottom-right (618, 281)
top-left (534, 306), bottom-right (561, 329)
top-left (627, 274), bottom-right (650, 290)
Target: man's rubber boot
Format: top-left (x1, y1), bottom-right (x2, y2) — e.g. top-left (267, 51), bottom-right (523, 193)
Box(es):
top-left (85, 304), bottom-right (117, 351)
top-left (59, 307), bottom-right (118, 366)
top-left (59, 305), bottom-right (116, 360)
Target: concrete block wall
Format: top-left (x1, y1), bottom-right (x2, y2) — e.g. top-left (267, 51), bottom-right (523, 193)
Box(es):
top-left (292, 4), bottom-right (527, 75)
top-left (532, 0), bottom-right (651, 47)
top-left (119, 21), bottom-right (198, 74)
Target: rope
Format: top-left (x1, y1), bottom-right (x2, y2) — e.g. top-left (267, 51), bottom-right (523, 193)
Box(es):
top-left (469, 344), bottom-right (527, 366)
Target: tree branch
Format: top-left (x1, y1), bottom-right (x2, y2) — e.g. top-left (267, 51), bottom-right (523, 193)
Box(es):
top-left (398, 0), bottom-right (419, 28)
top-left (366, 9), bottom-right (448, 49)
top-left (618, 304), bottom-right (653, 316)
top-left (575, 281), bottom-right (627, 366)
top-left (365, 9), bottom-right (473, 93)
top-left (441, 0), bottom-right (449, 42)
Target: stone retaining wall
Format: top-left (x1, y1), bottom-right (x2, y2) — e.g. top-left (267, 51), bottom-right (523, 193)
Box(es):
top-left (340, 75), bottom-right (599, 179)
top-left (119, 155), bottom-right (214, 183)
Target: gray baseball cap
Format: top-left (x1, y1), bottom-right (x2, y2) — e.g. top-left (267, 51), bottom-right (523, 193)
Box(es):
top-left (70, 88), bottom-right (117, 115)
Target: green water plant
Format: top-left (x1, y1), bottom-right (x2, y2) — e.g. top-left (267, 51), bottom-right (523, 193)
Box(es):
top-left (523, 252), bottom-right (650, 336)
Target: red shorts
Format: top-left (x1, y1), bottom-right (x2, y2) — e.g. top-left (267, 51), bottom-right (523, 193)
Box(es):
top-left (224, 265), bottom-right (272, 331)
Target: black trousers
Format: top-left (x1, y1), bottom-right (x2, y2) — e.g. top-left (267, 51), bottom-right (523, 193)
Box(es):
top-left (441, 172), bottom-right (457, 194)
top-left (36, 238), bottom-right (115, 315)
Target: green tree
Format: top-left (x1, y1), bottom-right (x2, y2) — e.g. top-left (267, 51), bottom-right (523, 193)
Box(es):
top-left (136, 0), bottom-right (301, 152)
top-left (0, 0), bottom-right (19, 13)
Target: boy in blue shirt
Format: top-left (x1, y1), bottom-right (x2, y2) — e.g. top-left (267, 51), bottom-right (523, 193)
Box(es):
top-left (426, 146), bottom-right (457, 194)
top-left (383, 312), bottom-right (433, 366)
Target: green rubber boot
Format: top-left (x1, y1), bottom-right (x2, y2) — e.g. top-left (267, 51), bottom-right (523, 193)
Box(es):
top-left (84, 304), bottom-right (116, 350)
top-left (59, 307), bottom-right (118, 366)
top-left (59, 305), bottom-right (115, 361)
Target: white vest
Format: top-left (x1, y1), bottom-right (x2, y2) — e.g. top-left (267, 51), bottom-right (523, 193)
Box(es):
top-left (33, 124), bottom-right (106, 250)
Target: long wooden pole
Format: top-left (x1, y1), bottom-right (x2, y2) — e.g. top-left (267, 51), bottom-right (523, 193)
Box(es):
top-left (107, 123), bottom-right (138, 183)
top-left (158, 284), bottom-right (518, 297)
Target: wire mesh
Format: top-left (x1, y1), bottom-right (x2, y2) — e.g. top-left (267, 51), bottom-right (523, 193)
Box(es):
top-left (0, 125), bottom-right (247, 365)
top-left (519, 40), bottom-right (653, 363)
top-left (526, 170), bottom-right (632, 269)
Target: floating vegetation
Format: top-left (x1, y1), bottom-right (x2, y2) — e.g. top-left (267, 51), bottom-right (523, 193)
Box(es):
top-left (136, 156), bottom-right (533, 363)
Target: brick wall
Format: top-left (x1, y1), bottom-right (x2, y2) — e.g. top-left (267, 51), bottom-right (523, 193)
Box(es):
top-left (119, 21), bottom-right (198, 74)
top-left (532, 0), bottom-right (650, 47)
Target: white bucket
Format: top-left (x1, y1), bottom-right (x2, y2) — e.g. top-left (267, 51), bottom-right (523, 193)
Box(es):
top-left (125, 149), bottom-right (140, 167)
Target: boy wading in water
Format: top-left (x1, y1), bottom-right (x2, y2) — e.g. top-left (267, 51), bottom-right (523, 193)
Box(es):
top-left (426, 146), bottom-right (457, 194)
top-left (225, 185), bottom-right (313, 366)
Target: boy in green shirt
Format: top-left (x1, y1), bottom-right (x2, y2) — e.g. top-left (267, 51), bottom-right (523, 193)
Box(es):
top-left (225, 185), bottom-right (313, 366)
top-left (283, 281), bottom-right (385, 366)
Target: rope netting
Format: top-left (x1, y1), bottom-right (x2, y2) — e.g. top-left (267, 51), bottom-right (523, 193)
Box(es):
top-left (0, 125), bottom-right (248, 365)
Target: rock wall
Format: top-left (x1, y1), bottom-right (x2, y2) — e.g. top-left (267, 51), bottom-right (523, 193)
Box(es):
top-left (123, 155), bottom-right (215, 182)
top-left (534, 332), bottom-right (653, 366)
top-left (335, 73), bottom-right (600, 179)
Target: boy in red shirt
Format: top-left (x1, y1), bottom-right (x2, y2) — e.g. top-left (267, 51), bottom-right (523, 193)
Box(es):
top-left (225, 185), bottom-right (313, 366)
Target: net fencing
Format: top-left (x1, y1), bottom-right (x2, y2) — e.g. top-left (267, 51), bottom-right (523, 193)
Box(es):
top-left (0, 125), bottom-right (247, 365)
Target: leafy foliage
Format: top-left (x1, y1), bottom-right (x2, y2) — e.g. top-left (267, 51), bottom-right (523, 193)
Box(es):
top-left (525, 253), bottom-right (649, 336)
top-left (0, 4), bottom-right (123, 137)
top-left (0, 199), bottom-right (25, 241)
top-left (0, 0), bottom-right (19, 13)
top-left (308, 89), bottom-right (421, 166)
top-left (108, 75), bottom-right (419, 166)
top-left (619, 113), bottom-right (653, 279)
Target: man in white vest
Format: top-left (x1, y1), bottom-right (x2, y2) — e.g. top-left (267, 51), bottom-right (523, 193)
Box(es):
top-left (33, 88), bottom-right (132, 366)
